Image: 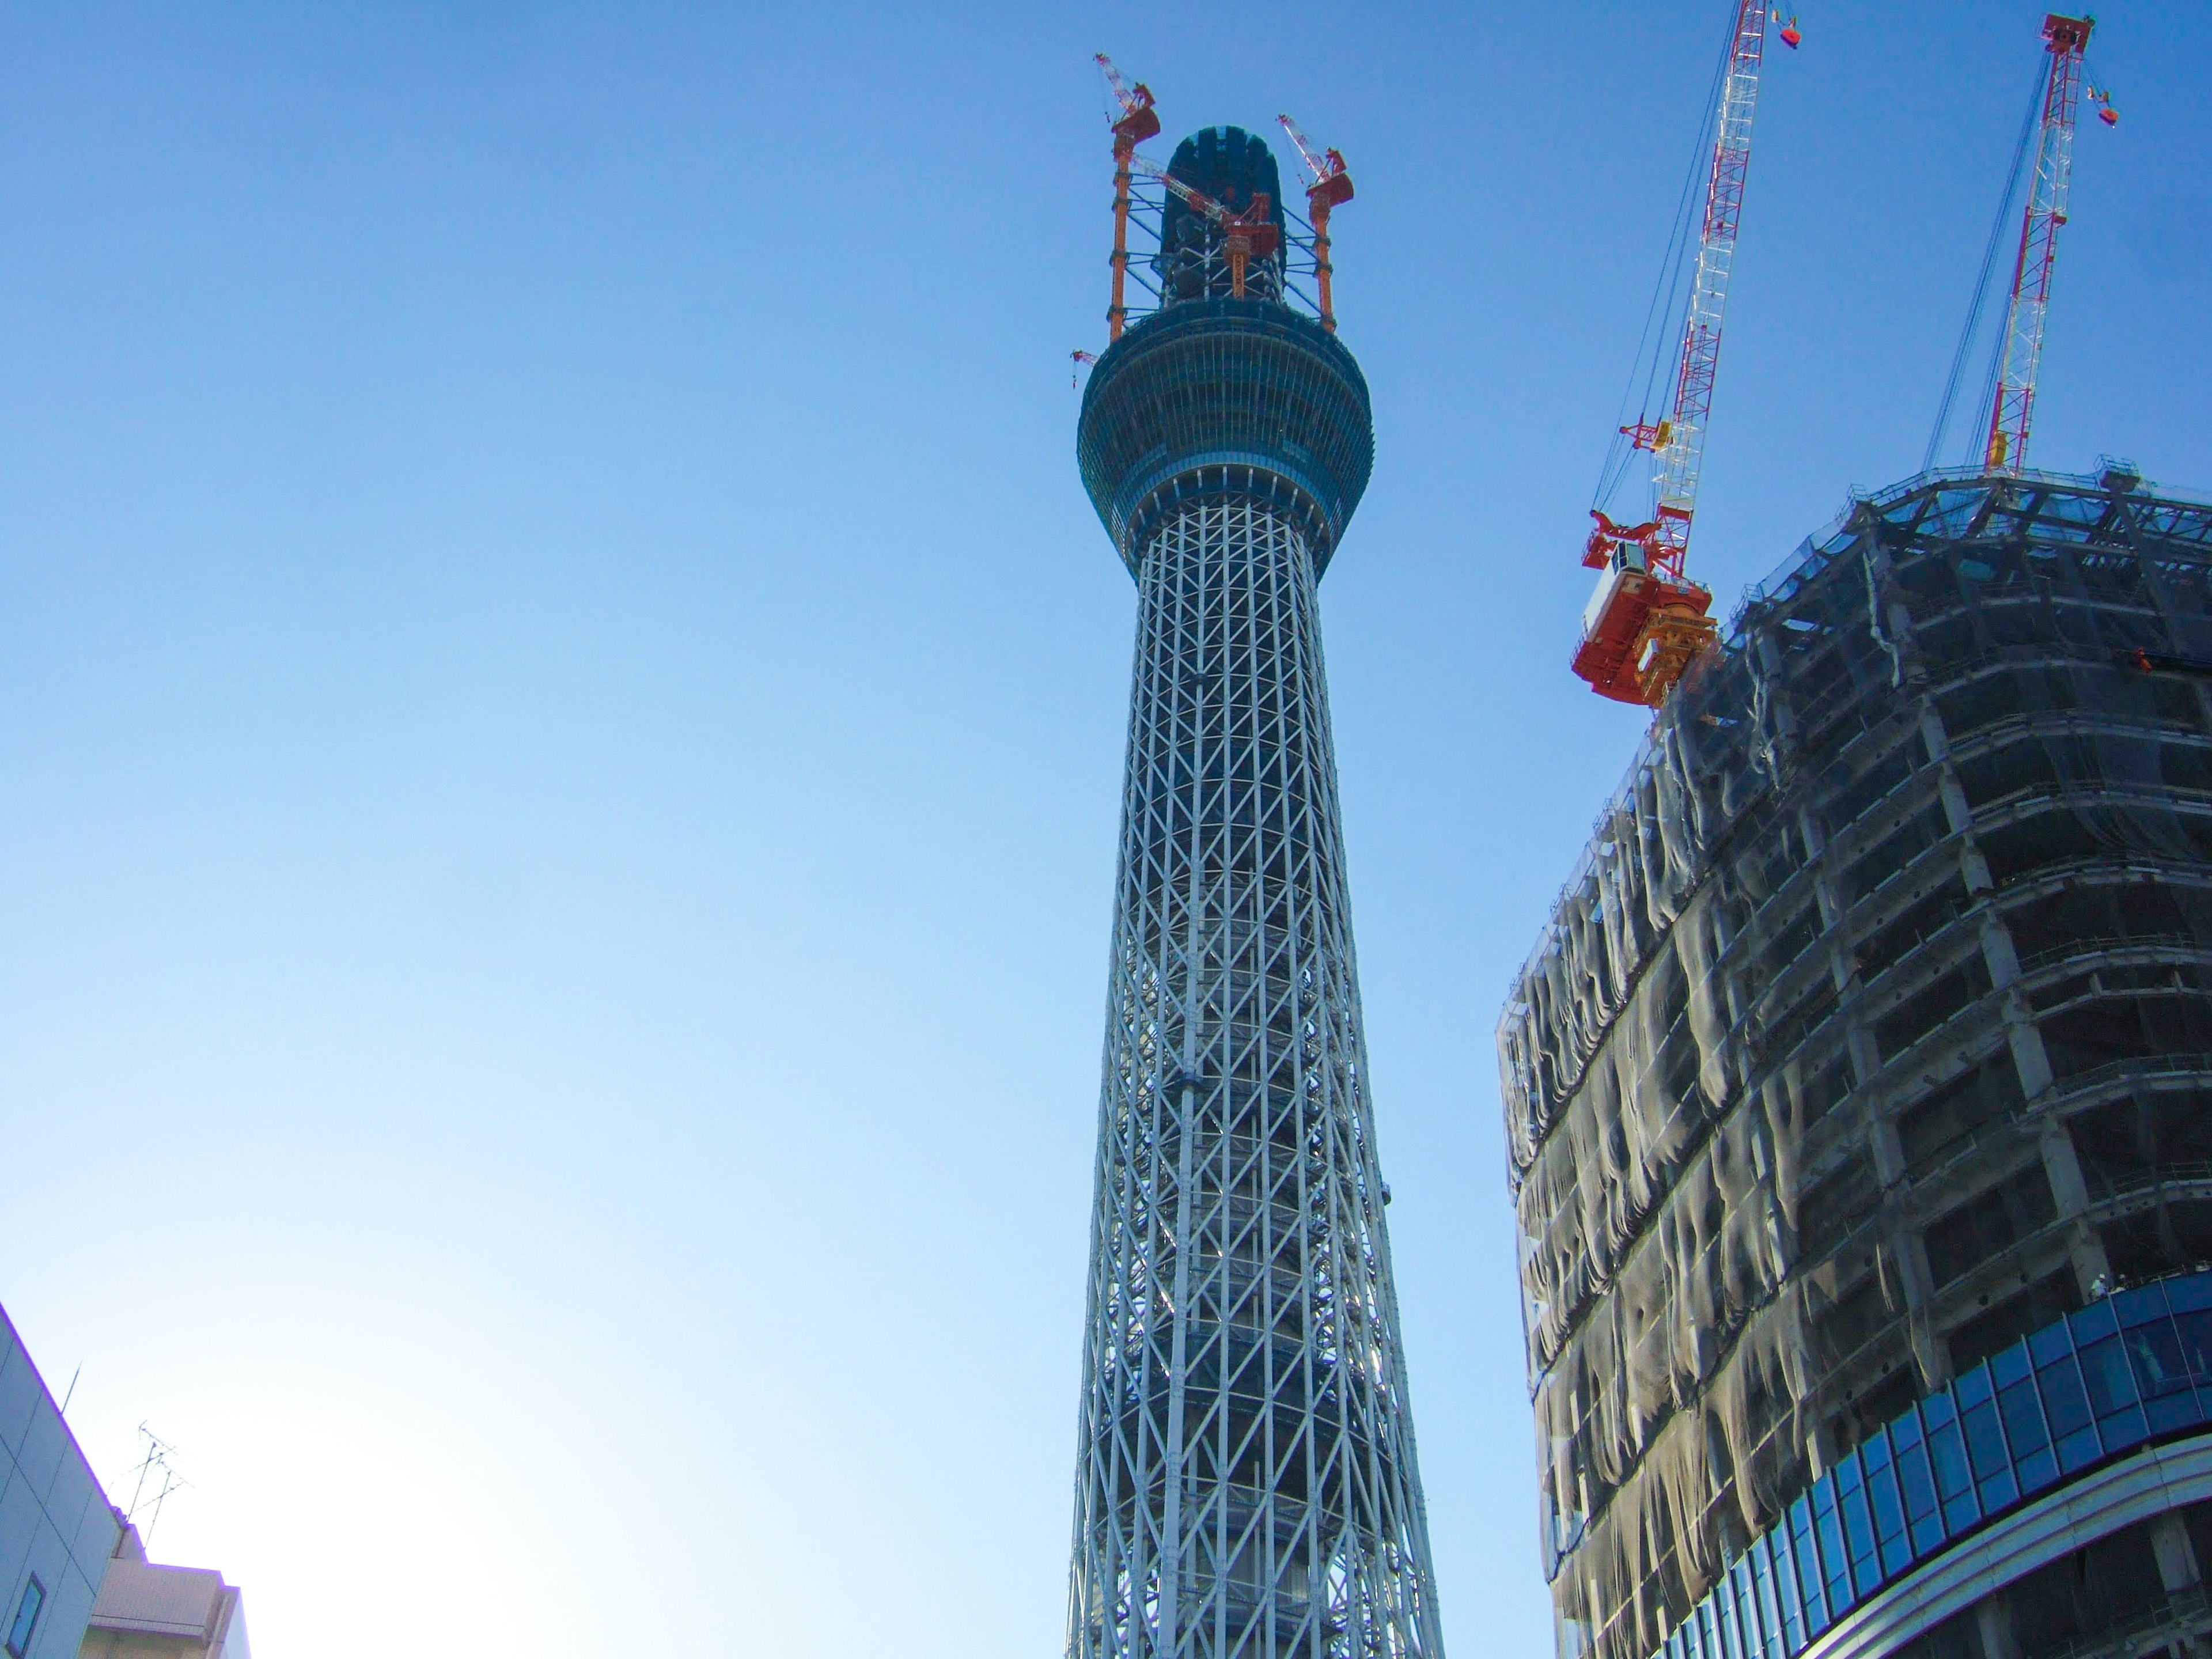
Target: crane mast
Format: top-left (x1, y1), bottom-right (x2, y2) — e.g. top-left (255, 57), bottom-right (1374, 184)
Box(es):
top-left (1574, 0), bottom-right (1777, 707)
top-left (1095, 54), bottom-right (1161, 343)
top-left (1985, 14), bottom-right (2093, 474)
top-left (1278, 114), bottom-right (1354, 334)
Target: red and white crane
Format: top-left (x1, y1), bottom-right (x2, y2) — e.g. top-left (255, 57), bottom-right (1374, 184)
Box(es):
top-left (1575, 0), bottom-right (1783, 708)
top-left (1095, 54), bottom-right (1161, 343)
top-left (1984, 14), bottom-right (2094, 474)
top-left (1277, 115), bottom-right (1354, 333)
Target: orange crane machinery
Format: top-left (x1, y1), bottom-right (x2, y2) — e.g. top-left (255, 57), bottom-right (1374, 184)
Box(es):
top-left (1129, 153), bottom-right (1281, 300)
top-left (1984, 14), bottom-right (2095, 474)
top-left (1277, 114), bottom-right (1354, 333)
top-left (1576, 0), bottom-right (1781, 708)
top-left (1095, 54), bottom-right (1162, 343)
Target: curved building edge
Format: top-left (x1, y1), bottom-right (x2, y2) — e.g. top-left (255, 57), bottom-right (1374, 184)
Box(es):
top-left (1495, 461), bottom-right (2212, 1659)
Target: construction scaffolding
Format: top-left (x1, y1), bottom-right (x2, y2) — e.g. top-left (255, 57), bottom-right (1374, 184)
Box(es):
top-left (1498, 464), bottom-right (2212, 1659)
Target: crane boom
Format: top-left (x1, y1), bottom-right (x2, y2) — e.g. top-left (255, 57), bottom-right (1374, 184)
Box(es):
top-left (1650, 0), bottom-right (1769, 577)
top-left (1573, 0), bottom-right (1779, 707)
top-left (1985, 14), bottom-right (2093, 474)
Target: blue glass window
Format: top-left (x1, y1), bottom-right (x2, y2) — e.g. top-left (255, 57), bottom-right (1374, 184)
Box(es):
top-left (2075, 1299), bottom-right (2120, 1344)
top-left (1863, 1429), bottom-right (1912, 1578)
top-left (1715, 1569), bottom-right (1741, 1659)
top-left (2031, 1347), bottom-right (2100, 1472)
top-left (6, 1577), bottom-right (44, 1659)
top-left (2115, 1283), bottom-right (2169, 1330)
top-left (2037, 1349), bottom-right (2093, 1437)
top-left (2080, 1333), bottom-right (2149, 1449)
top-left (1732, 1556), bottom-right (1761, 1659)
top-left (2171, 1276), bottom-right (2212, 1315)
top-left (1998, 1369), bottom-right (2056, 1495)
top-left (1958, 1365), bottom-right (2017, 1512)
top-left (1751, 1540), bottom-right (1785, 1659)
top-left (1836, 1453), bottom-right (1882, 1597)
top-left (1893, 1409), bottom-right (1945, 1555)
top-left (1812, 1479), bottom-right (1852, 1615)
top-left (1790, 1495), bottom-right (1830, 1635)
top-left (2174, 1308), bottom-right (2212, 1380)
top-left (1771, 1526), bottom-right (1807, 1651)
top-left (2126, 1316), bottom-right (2196, 1431)
top-left (2030, 1320), bottom-right (2074, 1366)
top-left (1922, 1392), bottom-right (1980, 1533)
top-left (1955, 1362), bottom-right (1992, 1409)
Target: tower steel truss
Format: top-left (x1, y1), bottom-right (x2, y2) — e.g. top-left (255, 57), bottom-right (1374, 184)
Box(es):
top-left (1068, 124), bottom-right (1445, 1659)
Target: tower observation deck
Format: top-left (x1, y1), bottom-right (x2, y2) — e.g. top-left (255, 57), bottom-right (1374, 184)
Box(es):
top-left (1065, 126), bottom-right (1446, 1659)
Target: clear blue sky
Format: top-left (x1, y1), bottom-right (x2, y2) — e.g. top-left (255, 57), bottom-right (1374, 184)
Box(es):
top-left (2, 3), bottom-right (2205, 1655)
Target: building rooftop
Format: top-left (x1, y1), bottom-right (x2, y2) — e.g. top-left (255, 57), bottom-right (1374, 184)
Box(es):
top-left (82, 1527), bottom-right (249, 1659)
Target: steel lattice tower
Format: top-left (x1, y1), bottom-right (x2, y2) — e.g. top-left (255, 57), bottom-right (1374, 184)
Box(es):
top-left (1065, 126), bottom-right (1446, 1659)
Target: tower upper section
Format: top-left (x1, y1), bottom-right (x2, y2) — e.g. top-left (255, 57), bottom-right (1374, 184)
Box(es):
top-left (1156, 127), bottom-right (1289, 307)
top-left (1076, 126), bottom-right (1373, 582)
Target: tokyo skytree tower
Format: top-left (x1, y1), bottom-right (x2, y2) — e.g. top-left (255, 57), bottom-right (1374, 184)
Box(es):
top-left (1065, 116), bottom-right (1447, 1659)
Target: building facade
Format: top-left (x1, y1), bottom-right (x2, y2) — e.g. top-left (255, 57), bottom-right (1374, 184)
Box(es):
top-left (1064, 126), bottom-right (1447, 1659)
top-left (1499, 465), bottom-right (2212, 1659)
top-left (77, 1524), bottom-right (249, 1659)
top-left (1, 1307), bottom-right (122, 1659)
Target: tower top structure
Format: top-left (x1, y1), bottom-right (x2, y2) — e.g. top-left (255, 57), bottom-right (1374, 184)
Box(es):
top-left (1075, 126), bottom-right (1373, 580)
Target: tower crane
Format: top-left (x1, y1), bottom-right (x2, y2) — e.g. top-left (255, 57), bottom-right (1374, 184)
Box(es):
top-left (1575, 0), bottom-right (1782, 709)
top-left (1277, 115), bottom-right (1354, 333)
top-left (1984, 14), bottom-right (2096, 475)
top-left (1095, 54), bottom-right (1162, 343)
top-left (1129, 153), bottom-right (1281, 301)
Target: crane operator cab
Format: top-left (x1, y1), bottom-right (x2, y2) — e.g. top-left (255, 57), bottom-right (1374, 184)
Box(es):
top-left (1571, 510), bottom-right (1720, 707)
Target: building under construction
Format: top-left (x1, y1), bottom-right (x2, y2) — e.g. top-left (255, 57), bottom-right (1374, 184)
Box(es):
top-left (1500, 462), bottom-right (2212, 1659)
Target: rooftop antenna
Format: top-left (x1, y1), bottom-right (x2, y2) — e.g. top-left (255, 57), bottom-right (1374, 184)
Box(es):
top-left (124, 1425), bottom-right (190, 1546)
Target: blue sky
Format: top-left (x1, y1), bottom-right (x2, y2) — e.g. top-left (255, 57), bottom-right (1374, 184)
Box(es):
top-left (1, 3), bottom-right (2205, 1655)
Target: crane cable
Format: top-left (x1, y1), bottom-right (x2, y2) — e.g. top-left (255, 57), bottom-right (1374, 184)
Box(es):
top-left (1923, 59), bottom-right (2048, 473)
top-left (1593, 8), bottom-right (1738, 512)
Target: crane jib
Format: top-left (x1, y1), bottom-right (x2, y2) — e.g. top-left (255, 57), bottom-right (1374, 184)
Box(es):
top-left (1572, 0), bottom-right (1774, 709)
top-left (1986, 14), bottom-right (2093, 474)
top-left (1653, 0), bottom-right (1767, 577)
